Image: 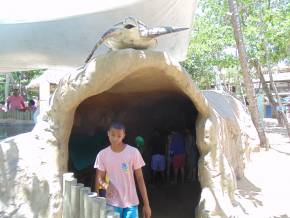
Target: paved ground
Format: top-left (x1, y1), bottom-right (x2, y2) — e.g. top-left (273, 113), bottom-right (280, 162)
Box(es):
top-left (235, 118), bottom-right (290, 218)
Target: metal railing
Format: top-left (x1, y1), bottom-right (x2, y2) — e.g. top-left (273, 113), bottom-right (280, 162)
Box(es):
top-left (0, 110), bottom-right (33, 120)
top-left (62, 173), bottom-right (120, 218)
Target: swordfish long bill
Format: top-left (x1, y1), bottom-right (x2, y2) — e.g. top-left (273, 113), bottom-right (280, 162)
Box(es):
top-left (84, 17), bottom-right (189, 65)
top-left (140, 27), bottom-right (189, 38)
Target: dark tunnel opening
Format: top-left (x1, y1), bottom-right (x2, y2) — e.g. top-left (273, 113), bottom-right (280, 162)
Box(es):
top-left (68, 90), bottom-right (201, 218)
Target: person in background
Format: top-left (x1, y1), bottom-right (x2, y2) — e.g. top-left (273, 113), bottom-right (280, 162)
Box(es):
top-left (7, 88), bottom-right (25, 111)
top-left (28, 99), bottom-right (37, 111)
top-left (149, 130), bottom-right (166, 185)
top-left (135, 135), bottom-right (146, 155)
top-left (169, 129), bottom-right (186, 184)
top-left (184, 128), bottom-right (199, 182)
top-left (0, 101), bottom-right (6, 112)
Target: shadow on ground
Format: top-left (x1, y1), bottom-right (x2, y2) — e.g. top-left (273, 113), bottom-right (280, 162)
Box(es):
top-left (236, 177), bottom-right (263, 208)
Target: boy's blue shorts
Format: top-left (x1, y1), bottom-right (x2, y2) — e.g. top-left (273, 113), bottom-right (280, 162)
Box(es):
top-left (110, 205), bottom-right (139, 218)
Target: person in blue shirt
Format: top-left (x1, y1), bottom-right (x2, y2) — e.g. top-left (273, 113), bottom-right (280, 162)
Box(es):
top-left (169, 130), bottom-right (186, 184)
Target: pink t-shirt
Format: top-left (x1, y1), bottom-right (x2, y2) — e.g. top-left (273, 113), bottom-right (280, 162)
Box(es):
top-left (94, 145), bottom-right (145, 208)
top-left (7, 95), bottom-right (25, 110)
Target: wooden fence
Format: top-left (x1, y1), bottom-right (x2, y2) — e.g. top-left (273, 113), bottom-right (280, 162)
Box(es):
top-left (63, 173), bottom-right (120, 218)
top-left (0, 110), bottom-right (33, 120)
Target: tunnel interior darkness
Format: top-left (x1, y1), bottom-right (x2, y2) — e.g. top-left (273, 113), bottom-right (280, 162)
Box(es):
top-left (68, 71), bottom-right (201, 217)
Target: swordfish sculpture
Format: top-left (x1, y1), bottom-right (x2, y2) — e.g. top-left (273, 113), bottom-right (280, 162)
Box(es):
top-left (84, 17), bottom-right (189, 64)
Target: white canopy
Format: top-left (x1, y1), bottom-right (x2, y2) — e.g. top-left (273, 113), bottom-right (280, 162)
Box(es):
top-left (0, 0), bottom-right (196, 72)
top-left (26, 69), bottom-right (69, 89)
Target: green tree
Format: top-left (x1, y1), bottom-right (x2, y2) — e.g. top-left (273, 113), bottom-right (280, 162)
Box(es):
top-left (182, 0), bottom-right (238, 89)
top-left (0, 70), bottom-right (44, 102)
top-left (239, 0), bottom-right (290, 131)
top-left (183, 0), bottom-right (289, 146)
top-left (183, 0), bottom-right (289, 90)
top-left (228, 0), bottom-right (268, 147)
top-left (240, 0), bottom-right (290, 64)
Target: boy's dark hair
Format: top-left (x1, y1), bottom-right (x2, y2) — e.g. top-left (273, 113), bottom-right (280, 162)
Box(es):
top-left (109, 122), bottom-right (126, 131)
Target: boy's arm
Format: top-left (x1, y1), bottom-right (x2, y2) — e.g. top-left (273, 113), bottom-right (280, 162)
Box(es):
top-left (135, 168), bottom-right (151, 218)
top-left (95, 169), bottom-right (108, 192)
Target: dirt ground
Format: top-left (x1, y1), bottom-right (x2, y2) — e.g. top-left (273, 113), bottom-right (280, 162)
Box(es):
top-left (235, 118), bottom-right (290, 218)
top-left (145, 118), bottom-right (290, 218)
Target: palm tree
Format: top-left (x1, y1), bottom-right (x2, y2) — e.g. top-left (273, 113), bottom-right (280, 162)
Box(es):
top-left (228, 0), bottom-right (268, 148)
top-left (253, 60), bottom-right (280, 122)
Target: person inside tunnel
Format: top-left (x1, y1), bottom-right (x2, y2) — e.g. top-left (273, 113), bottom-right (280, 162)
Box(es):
top-left (68, 90), bottom-right (201, 217)
top-left (149, 129), bottom-right (167, 186)
top-left (184, 128), bottom-right (199, 182)
top-left (134, 135), bottom-right (146, 155)
top-left (168, 128), bottom-right (186, 184)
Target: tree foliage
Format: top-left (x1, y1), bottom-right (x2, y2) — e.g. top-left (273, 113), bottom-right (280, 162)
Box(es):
top-left (0, 69), bottom-right (44, 102)
top-left (182, 0), bottom-right (289, 89)
top-left (240, 0), bottom-right (290, 64)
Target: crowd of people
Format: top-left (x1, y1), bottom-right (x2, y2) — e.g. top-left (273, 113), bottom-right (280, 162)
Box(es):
top-left (142, 127), bottom-right (199, 186)
top-left (69, 124), bottom-right (199, 190)
top-left (67, 121), bottom-right (200, 217)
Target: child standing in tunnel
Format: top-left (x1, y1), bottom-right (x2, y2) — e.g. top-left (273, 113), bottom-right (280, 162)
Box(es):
top-left (184, 128), bottom-right (199, 182)
top-left (149, 130), bottom-right (166, 185)
top-left (135, 135), bottom-right (146, 155)
top-left (94, 122), bottom-right (151, 218)
top-left (168, 129), bottom-right (186, 184)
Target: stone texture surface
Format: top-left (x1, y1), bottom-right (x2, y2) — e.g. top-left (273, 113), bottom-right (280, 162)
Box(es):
top-left (0, 49), bottom-right (259, 218)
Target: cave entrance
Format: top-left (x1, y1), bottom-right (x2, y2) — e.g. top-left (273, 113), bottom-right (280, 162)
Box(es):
top-left (68, 84), bottom-right (201, 217)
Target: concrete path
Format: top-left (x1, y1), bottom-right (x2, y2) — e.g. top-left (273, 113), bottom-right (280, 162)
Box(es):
top-left (235, 118), bottom-right (290, 218)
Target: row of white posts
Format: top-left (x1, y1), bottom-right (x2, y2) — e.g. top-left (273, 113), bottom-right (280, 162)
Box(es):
top-left (63, 173), bottom-right (120, 218)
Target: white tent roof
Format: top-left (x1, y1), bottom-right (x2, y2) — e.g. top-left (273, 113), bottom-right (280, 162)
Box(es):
top-left (26, 69), bottom-right (69, 89)
top-left (0, 0), bottom-right (196, 73)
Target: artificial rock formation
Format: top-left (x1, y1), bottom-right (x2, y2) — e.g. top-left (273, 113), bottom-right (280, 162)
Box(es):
top-left (0, 49), bottom-right (259, 218)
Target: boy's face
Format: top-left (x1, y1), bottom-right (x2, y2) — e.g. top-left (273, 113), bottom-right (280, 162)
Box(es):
top-left (108, 128), bottom-right (125, 145)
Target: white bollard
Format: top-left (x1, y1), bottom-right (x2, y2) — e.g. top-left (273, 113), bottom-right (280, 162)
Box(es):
top-left (106, 211), bottom-right (114, 218)
top-left (114, 212), bottom-right (120, 218)
top-left (106, 211), bottom-right (120, 218)
top-left (106, 205), bottom-right (114, 213)
top-left (84, 192), bottom-right (98, 218)
top-left (63, 173), bottom-right (77, 218)
top-left (92, 196), bottom-right (107, 218)
top-left (92, 199), bottom-right (99, 218)
top-left (93, 197), bottom-right (107, 218)
top-left (63, 172), bottom-right (74, 178)
top-left (80, 187), bottom-right (91, 218)
top-left (100, 206), bottom-right (106, 218)
top-left (71, 183), bottom-right (84, 218)
top-left (63, 173), bottom-right (74, 195)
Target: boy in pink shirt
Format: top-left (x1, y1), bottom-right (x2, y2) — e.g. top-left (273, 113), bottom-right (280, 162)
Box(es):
top-left (94, 122), bottom-right (151, 218)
